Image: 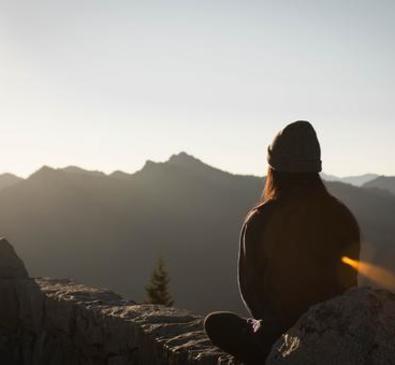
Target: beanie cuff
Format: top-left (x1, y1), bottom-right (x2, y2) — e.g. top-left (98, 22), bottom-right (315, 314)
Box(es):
top-left (267, 147), bottom-right (322, 173)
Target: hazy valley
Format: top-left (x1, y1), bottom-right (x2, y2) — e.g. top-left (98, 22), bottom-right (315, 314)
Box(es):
top-left (0, 152), bottom-right (394, 314)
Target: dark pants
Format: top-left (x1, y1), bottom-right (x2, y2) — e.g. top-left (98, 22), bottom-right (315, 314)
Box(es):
top-left (204, 311), bottom-right (282, 365)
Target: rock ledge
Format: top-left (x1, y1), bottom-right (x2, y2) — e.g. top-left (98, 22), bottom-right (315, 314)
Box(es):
top-left (267, 287), bottom-right (395, 365)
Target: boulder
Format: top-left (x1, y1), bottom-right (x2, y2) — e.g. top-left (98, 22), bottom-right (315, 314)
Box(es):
top-left (0, 237), bottom-right (28, 279)
top-left (267, 287), bottom-right (395, 365)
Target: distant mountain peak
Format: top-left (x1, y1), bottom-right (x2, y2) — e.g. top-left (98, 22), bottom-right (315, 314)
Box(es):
top-left (167, 152), bottom-right (205, 167)
top-left (363, 175), bottom-right (395, 195)
top-left (110, 170), bottom-right (132, 179)
top-left (321, 172), bottom-right (379, 187)
top-left (29, 165), bottom-right (56, 178)
top-left (136, 152), bottom-right (229, 180)
top-left (62, 166), bottom-right (105, 177)
top-left (139, 152), bottom-right (207, 172)
top-left (0, 173), bottom-right (23, 192)
top-left (0, 173), bottom-right (22, 180)
top-left (140, 159), bottom-right (158, 170)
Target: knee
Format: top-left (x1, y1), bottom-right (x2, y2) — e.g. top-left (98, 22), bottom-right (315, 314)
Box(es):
top-left (204, 312), bottom-right (230, 346)
top-left (203, 312), bottom-right (221, 336)
top-left (203, 311), bottom-right (241, 340)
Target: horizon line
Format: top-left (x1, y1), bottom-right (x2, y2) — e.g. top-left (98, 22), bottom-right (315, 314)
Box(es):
top-left (0, 151), bottom-right (388, 180)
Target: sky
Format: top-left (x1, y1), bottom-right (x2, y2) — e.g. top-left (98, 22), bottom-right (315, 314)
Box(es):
top-left (1, 0), bottom-right (394, 178)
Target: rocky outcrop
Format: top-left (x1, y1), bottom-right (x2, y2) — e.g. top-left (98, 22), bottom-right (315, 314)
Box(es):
top-left (0, 238), bottom-right (238, 365)
top-left (35, 278), bottom-right (238, 365)
top-left (1, 237), bottom-right (394, 365)
top-left (0, 238), bottom-right (29, 279)
top-left (267, 287), bottom-right (395, 365)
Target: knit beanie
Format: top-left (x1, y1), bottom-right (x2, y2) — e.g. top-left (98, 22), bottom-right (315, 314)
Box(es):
top-left (267, 121), bottom-right (322, 173)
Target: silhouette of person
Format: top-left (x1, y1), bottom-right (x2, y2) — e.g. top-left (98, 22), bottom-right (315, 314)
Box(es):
top-left (204, 121), bottom-right (361, 364)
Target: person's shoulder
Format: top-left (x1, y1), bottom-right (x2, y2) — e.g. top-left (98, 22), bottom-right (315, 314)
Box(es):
top-left (326, 194), bottom-right (360, 231)
top-left (243, 199), bottom-right (278, 227)
top-left (326, 194), bottom-right (354, 217)
top-left (241, 201), bottom-right (277, 250)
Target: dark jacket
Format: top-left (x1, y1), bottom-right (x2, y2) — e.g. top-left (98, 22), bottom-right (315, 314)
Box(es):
top-left (238, 191), bottom-right (360, 331)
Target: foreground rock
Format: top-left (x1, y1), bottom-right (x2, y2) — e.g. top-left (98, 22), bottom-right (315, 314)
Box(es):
top-left (266, 287), bottom-right (395, 365)
top-left (0, 238), bottom-right (238, 365)
top-left (33, 278), bottom-right (238, 365)
top-left (2, 237), bottom-right (394, 364)
top-left (0, 237), bottom-right (28, 278)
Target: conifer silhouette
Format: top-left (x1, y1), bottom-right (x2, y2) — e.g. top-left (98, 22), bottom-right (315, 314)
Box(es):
top-left (145, 256), bottom-right (174, 306)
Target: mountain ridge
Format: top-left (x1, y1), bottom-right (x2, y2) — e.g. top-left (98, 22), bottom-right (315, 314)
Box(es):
top-left (363, 175), bottom-right (395, 195)
top-left (0, 152), bottom-right (393, 314)
top-left (1, 152), bottom-right (391, 189)
top-left (0, 173), bottom-right (23, 192)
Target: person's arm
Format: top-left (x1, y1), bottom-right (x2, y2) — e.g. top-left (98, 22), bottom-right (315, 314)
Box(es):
top-left (334, 203), bottom-right (361, 289)
top-left (237, 206), bottom-right (270, 318)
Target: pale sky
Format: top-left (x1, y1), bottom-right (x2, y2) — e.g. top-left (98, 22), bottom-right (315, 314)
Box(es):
top-left (1, 0), bottom-right (394, 178)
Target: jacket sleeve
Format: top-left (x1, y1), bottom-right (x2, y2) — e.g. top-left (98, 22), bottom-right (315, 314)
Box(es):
top-left (237, 207), bottom-right (268, 318)
top-left (335, 204), bottom-right (361, 289)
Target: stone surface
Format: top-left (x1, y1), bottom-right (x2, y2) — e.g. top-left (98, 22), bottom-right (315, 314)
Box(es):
top-left (0, 238), bottom-right (28, 279)
top-left (266, 287), bottom-right (395, 365)
top-left (0, 238), bottom-right (238, 365)
top-left (36, 277), bottom-right (239, 365)
top-left (2, 237), bottom-right (394, 365)
top-left (0, 275), bottom-right (239, 364)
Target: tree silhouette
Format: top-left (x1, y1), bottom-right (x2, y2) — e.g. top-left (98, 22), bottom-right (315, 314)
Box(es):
top-left (145, 256), bottom-right (174, 306)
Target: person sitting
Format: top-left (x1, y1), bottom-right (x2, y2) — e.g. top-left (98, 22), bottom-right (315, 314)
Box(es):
top-left (204, 121), bottom-right (361, 364)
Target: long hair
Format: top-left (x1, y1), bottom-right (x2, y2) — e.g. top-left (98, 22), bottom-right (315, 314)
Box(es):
top-left (260, 167), bottom-right (327, 202)
top-left (243, 167), bottom-right (328, 222)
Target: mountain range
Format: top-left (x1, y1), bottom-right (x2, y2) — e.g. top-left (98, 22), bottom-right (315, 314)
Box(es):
top-left (0, 152), bottom-right (394, 314)
top-left (363, 175), bottom-right (395, 195)
top-left (320, 173), bottom-right (379, 187)
top-left (0, 173), bottom-right (23, 192)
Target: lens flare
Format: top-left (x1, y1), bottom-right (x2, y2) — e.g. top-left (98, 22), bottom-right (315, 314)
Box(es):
top-left (341, 256), bottom-right (395, 291)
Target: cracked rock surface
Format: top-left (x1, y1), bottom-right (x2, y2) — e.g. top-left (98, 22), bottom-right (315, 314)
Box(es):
top-left (0, 238), bottom-right (238, 365)
top-left (266, 287), bottom-right (395, 365)
top-left (35, 277), bottom-right (238, 365)
top-left (1, 238), bottom-right (394, 365)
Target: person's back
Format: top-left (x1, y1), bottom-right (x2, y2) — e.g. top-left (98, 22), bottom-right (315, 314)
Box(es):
top-left (240, 180), bottom-right (360, 331)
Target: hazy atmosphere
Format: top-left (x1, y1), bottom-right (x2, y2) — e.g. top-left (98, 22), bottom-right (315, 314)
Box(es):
top-left (1, 2), bottom-right (395, 363)
top-left (1, 0), bottom-right (394, 177)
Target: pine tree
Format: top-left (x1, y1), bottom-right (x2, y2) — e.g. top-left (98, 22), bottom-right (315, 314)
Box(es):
top-left (145, 256), bottom-right (174, 306)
